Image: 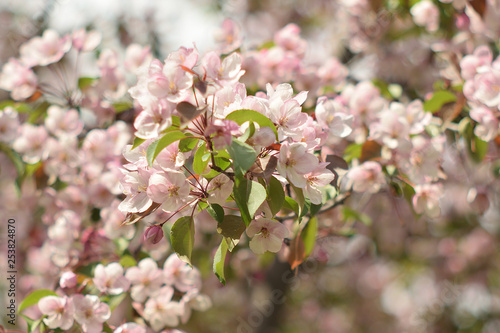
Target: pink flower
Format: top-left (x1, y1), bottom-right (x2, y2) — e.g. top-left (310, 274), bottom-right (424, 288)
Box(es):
top-left (44, 106), bottom-right (83, 138)
top-left (134, 101), bottom-right (174, 140)
top-left (163, 254), bottom-right (202, 292)
top-left (347, 161), bottom-right (386, 193)
top-left (179, 289), bottom-right (212, 324)
top-left (314, 97), bottom-right (353, 138)
top-left (410, 0), bottom-right (440, 32)
top-left (124, 44), bottom-right (152, 73)
top-left (125, 258), bottom-right (164, 302)
top-left (155, 141), bottom-right (191, 170)
top-left (93, 262), bottom-right (131, 295)
top-left (472, 69), bottom-right (500, 108)
top-left (413, 183), bottom-right (442, 217)
top-left (405, 100), bottom-right (432, 135)
top-left (165, 46), bottom-right (199, 70)
top-left (20, 30), bottom-right (71, 67)
top-left (206, 173), bottom-right (234, 205)
top-left (147, 171), bottom-right (191, 212)
top-left (143, 286), bottom-right (182, 330)
top-left (147, 60), bottom-right (193, 103)
top-left (214, 18), bottom-right (243, 53)
top-left (59, 271), bottom-right (77, 289)
top-left (205, 119), bottom-right (240, 149)
top-left (38, 296), bottom-right (75, 330)
top-left (0, 107), bottom-right (20, 143)
top-left (274, 23), bottom-right (307, 57)
top-left (12, 124), bottom-right (49, 163)
top-left (72, 294), bottom-right (111, 332)
top-left (202, 51), bottom-right (245, 85)
top-left (114, 323), bottom-right (147, 333)
top-left (246, 218), bottom-right (289, 254)
top-left (72, 29), bottom-right (102, 52)
top-left (119, 168), bottom-right (154, 214)
top-left (277, 141), bottom-right (319, 188)
top-left (369, 102), bottom-right (410, 149)
top-left (470, 106), bottom-right (499, 141)
top-left (460, 46), bottom-right (492, 81)
top-left (304, 163), bottom-right (335, 205)
top-left (0, 58), bottom-right (38, 100)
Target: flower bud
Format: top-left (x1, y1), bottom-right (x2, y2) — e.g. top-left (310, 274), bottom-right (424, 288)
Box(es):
top-left (143, 225), bottom-right (164, 244)
top-left (59, 271), bottom-right (77, 289)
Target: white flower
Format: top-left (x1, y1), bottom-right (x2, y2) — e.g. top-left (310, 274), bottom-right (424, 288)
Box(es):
top-left (277, 141), bottom-right (318, 188)
top-left (246, 218), bottom-right (289, 254)
top-left (143, 286), bottom-right (182, 331)
top-left (147, 170), bottom-right (191, 212)
top-left (125, 258), bottom-right (164, 302)
top-left (72, 294), bottom-right (111, 333)
top-left (304, 163), bottom-right (335, 204)
top-left (206, 174), bottom-right (233, 205)
top-left (93, 262), bottom-right (130, 295)
top-left (38, 296), bottom-right (74, 330)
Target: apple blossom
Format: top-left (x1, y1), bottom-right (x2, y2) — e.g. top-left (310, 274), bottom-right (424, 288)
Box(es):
top-left (93, 262), bottom-right (131, 295)
top-left (0, 58), bottom-right (38, 100)
top-left (125, 258), bottom-right (164, 302)
top-left (410, 0), bottom-right (440, 32)
top-left (19, 29), bottom-right (71, 67)
top-left (277, 141), bottom-right (319, 188)
top-left (143, 286), bottom-right (183, 330)
top-left (163, 253), bottom-right (202, 292)
top-left (246, 218), bottom-right (289, 254)
top-left (413, 183), bottom-right (443, 217)
top-left (147, 170), bottom-right (191, 212)
top-left (72, 294), bottom-right (111, 332)
top-left (0, 107), bottom-right (20, 143)
top-left (347, 161), bottom-right (386, 193)
top-left (38, 296), bottom-right (75, 330)
top-left (304, 163), bottom-right (335, 205)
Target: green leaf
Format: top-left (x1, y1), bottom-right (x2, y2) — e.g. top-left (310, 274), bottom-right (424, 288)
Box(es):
top-left (233, 177), bottom-right (251, 226)
top-left (170, 216), bottom-right (195, 265)
top-left (342, 206), bottom-right (372, 226)
top-left (131, 137), bottom-right (146, 150)
top-left (78, 77), bottom-right (96, 90)
top-left (423, 91), bottom-right (456, 113)
top-left (193, 141), bottom-right (210, 175)
top-left (283, 197), bottom-right (299, 215)
top-left (0, 142), bottom-right (25, 178)
top-left (18, 289), bottom-right (58, 313)
top-left (119, 254), bottom-right (137, 268)
top-left (226, 109), bottom-right (278, 140)
top-left (146, 131), bottom-right (187, 166)
top-left (217, 215), bottom-right (246, 251)
top-left (228, 139), bottom-right (257, 177)
top-left (207, 203), bottom-right (224, 224)
top-left (76, 261), bottom-right (100, 277)
top-left (178, 137), bottom-right (199, 152)
top-left (301, 217), bottom-right (318, 257)
top-left (471, 135), bottom-right (488, 163)
top-left (113, 101), bottom-right (133, 113)
top-left (292, 184), bottom-right (310, 223)
top-left (267, 176), bottom-right (285, 216)
top-left (213, 239), bottom-right (228, 285)
top-left (247, 180), bottom-right (267, 219)
top-left (309, 203), bottom-right (322, 217)
top-left (343, 143), bottom-right (362, 163)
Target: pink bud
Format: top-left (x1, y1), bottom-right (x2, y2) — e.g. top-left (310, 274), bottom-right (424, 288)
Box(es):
top-left (60, 271), bottom-right (77, 289)
top-left (143, 225), bottom-right (164, 244)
